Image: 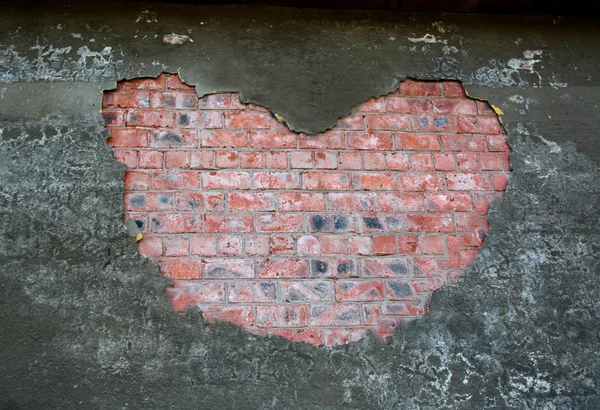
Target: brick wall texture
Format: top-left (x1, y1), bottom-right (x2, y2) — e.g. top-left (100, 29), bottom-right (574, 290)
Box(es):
top-left (103, 74), bottom-right (511, 346)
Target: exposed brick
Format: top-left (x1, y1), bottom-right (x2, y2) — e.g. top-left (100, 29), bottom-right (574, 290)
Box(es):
top-left (107, 76), bottom-right (510, 346)
top-left (348, 132), bottom-right (394, 150)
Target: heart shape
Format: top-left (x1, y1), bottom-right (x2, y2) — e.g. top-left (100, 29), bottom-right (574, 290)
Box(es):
top-left (104, 74), bottom-right (510, 346)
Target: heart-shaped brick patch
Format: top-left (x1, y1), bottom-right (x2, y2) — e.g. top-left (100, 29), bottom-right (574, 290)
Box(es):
top-left (104, 74), bottom-right (510, 346)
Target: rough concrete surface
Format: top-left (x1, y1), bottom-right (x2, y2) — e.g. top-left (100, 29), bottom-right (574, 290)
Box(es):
top-left (0, 2), bottom-right (599, 408)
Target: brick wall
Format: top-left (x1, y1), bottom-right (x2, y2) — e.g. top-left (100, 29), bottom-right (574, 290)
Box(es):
top-left (103, 74), bottom-right (510, 346)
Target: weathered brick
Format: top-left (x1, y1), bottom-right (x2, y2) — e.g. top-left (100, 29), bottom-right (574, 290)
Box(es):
top-left (377, 193), bottom-right (425, 212)
top-left (269, 235), bottom-right (295, 254)
top-left (412, 116), bottom-right (454, 132)
top-left (366, 113), bottom-right (411, 131)
top-left (228, 281), bottom-right (277, 303)
top-left (310, 304), bottom-right (361, 326)
top-left (165, 151), bottom-right (190, 168)
top-left (289, 151), bottom-right (314, 168)
top-left (151, 213), bottom-right (202, 233)
top-left (150, 129), bottom-right (198, 148)
top-left (257, 258), bottom-right (308, 278)
top-left (151, 170), bottom-right (200, 190)
top-left (398, 173), bottom-right (446, 191)
top-left (202, 171), bottom-right (251, 190)
top-left (108, 128), bottom-right (148, 148)
top-left (163, 237), bottom-right (190, 257)
top-left (191, 235), bottom-right (217, 256)
top-left (314, 151), bottom-right (338, 169)
top-left (256, 214), bottom-right (304, 232)
top-left (352, 172), bottom-right (397, 191)
top-left (256, 305), bottom-right (308, 328)
top-left (409, 153), bottom-right (434, 170)
top-left (204, 214), bottom-right (254, 233)
top-left (113, 149), bottom-right (138, 167)
top-left (254, 171), bottom-right (301, 190)
top-left (228, 192), bottom-right (275, 211)
top-left (279, 192), bottom-right (326, 212)
top-left (309, 258), bottom-right (357, 278)
top-left (124, 171), bottom-right (150, 191)
top-left (215, 150), bottom-right (239, 168)
top-left (224, 111), bottom-right (272, 129)
top-left (251, 130), bottom-right (297, 149)
top-left (397, 133), bottom-right (440, 151)
top-left (398, 79), bottom-right (442, 96)
top-left (348, 132), bottom-right (394, 150)
top-left (328, 193), bottom-right (376, 211)
top-left (297, 235), bottom-right (321, 255)
top-left (175, 192), bottom-right (224, 212)
top-left (457, 116), bottom-right (503, 134)
top-left (127, 110), bottom-right (174, 128)
top-left (303, 172), bottom-right (350, 190)
top-left (244, 235), bottom-right (270, 256)
top-left (138, 151), bottom-right (163, 168)
top-left (387, 97), bottom-right (431, 114)
top-left (167, 281), bottom-right (225, 311)
top-left (217, 235), bottom-right (243, 255)
top-left (299, 131), bottom-right (346, 149)
top-left (137, 236), bottom-right (162, 256)
top-left (446, 173), bottom-right (492, 191)
top-left (321, 235), bottom-right (347, 255)
top-left (373, 235), bottom-right (397, 254)
top-left (338, 152), bottom-right (363, 170)
top-left (160, 259), bottom-right (202, 279)
top-left (281, 280), bottom-right (335, 302)
top-left (426, 192), bottom-right (473, 211)
top-left (203, 259), bottom-right (255, 279)
top-left (407, 214), bottom-right (455, 232)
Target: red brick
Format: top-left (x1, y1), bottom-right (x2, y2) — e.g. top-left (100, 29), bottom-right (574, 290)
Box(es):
top-left (138, 151), bottom-right (163, 168)
top-left (244, 235), bottom-right (270, 256)
top-left (191, 235), bottom-right (217, 256)
top-left (224, 111), bottom-right (272, 129)
top-left (279, 192), bottom-right (326, 212)
top-left (433, 153), bottom-right (456, 171)
top-left (202, 305), bottom-right (254, 327)
top-left (217, 235), bottom-right (243, 256)
top-left (480, 153), bottom-right (504, 170)
top-left (165, 151), bottom-right (189, 168)
top-left (363, 152), bottom-right (386, 170)
top-left (407, 214), bottom-right (455, 232)
top-left (118, 76), bottom-right (166, 91)
top-left (228, 281), bottom-right (277, 303)
top-left (151, 213), bottom-right (201, 233)
top-left (359, 96), bottom-right (387, 112)
top-left (167, 281), bottom-right (225, 312)
top-left (446, 173), bottom-right (492, 191)
top-left (386, 152), bottom-right (410, 171)
top-left (303, 172), bottom-right (350, 190)
top-left (412, 116), bottom-right (454, 132)
top-left (409, 153), bottom-right (434, 170)
top-left (297, 235), bottom-right (321, 255)
top-left (124, 171), bottom-right (150, 190)
top-left (269, 236), bottom-right (295, 254)
top-left (251, 130), bottom-right (297, 149)
top-left (492, 174), bottom-right (509, 191)
top-left (347, 236), bottom-right (372, 255)
top-left (314, 151), bottom-right (338, 169)
top-left (456, 153), bottom-right (480, 172)
top-left (240, 151), bottom-right (263, 168)
top-left (442, 81), bottom-right (466, 97)
top-left (321, 235), bottom-right (347, 254)
top-left (150, 91), bottom-right (196, 109)
top-left (228, 192), bottom-right (275, 211)
top-left (397, 236), bottom-right (420, 254)
top-left (426, 192), bottom-right (473, 211)
top-left (361, 258), bottom-right (410, 278)
top-left (160, 259), bottom-right (202, 279)
top-left (347, 132), bottom-right (394, 150)
top-left (137, 236), bottom-right (162, 256)
top-left (254, 172), bottom-right (301, 189)
top-left (256, 213), bottom-right (304, 232)
top-left (204, 214), bottom-right (254, 233)
top-left (422, 235), bottom-right (445, 254)
top-left (398, 79), bottom-right (442, 96)
top-left (108, 128), bottom-right (148, 148)
top-left (487, 135), bottom-right (511, 152)
top-left (397, 134), bottom-right (440, 151)
top-left (334, 113), bottom-right (365, 130)
top-left (264, 151), bottom-right (288, 169)
top-left (296, 330), bottom-right (323, 345)
top-left (385, 281), bottom-right (416, 300)
top-left (215, 150), bottom-right (239, 168)
top-left (202, 171), bottom-right (251, 190)
top-left (299, 131), bottom-right (346, 149)
top-left (165, 74), bottom-right (195, 91)
top-left (176, 192), bottom-right (224, 212)
top-left (289, 151), bottom-right (314, 168)
top-left (323, 329), bottom-right (351, 345)
top-left (150, 129), bottom-right (198, 148)
top-left (373, 236), bottom-right (397, 254)
top-left (441, 135), bottom-right (486, 152)
top-left (102, 109), bottom-right (124, 127)
top-left (110, 90), bottom-right (151, 108)
top-left (457, 116), bottom-right (503, 134)
top-left (431, 99), bottom-right (477, 115)
top-left (256, 305), bottom-right (308, 328)
top-left (126, 110), bottom-right (174, 128)
top-left (198, 93), bottom-right (243, 110)
top-left (163, 237), bottom-right (190, 257)
top-left (352, 172), bottom-right (397, 191)
top-left (310, 304), bottom-right (361, 326)
top-left (366, 114), bottom-right (411, 131)
top-left (113, 149), bottom-right (138, 167)
top-left (257, 258), bottom-right (308, 278)
top-left (335, 280), bottom-right (384, 301)
top-left (201, 130), bottom-right (248, 148)
top-left (281, 280), bottom-right (335, 302)
top-left (190, 151), bottom-right (215, 169)
top-left (387, 97), bottom-right (431, 114)
top-left (328, 193), bottom-right (376, 211)
top-left (476, 101), bottom-right (497, 115)
top-left (339, 152), bottom-right (362, 170)
top-left (310, 258), bottom-right (357, 278)
top-left (177, 111), bottom-right (222, 129)
top-left (203, 259), bottom-right (255, 279)
top-left (398, 173), bottom-right (446, 191)
top-left (151, 170), bottom-right (200, 190)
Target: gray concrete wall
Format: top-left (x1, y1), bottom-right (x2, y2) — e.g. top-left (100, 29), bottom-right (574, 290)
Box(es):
top-left (1, 2), bottom-right (599, 408)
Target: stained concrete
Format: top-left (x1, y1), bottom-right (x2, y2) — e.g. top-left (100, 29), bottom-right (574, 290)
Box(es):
top-left (1, 2), bottom-right (600, 409)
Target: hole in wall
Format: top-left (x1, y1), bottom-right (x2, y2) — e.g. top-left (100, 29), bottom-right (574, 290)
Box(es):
top-left (102, 73), bottom-right (511, 346)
